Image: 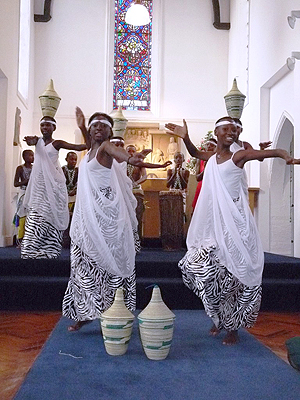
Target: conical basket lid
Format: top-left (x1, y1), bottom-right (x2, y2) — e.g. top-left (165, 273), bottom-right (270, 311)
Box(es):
top-left (138, 285), bottom-right (175, 320)
top-left (224, 78), bottom-right (246, 99)
top-left (39, 79), bottom-right (61, 100)
top-left (101, 288), bottom-right (135, 319)
top-left (111, 105), bottom-right (128, 121)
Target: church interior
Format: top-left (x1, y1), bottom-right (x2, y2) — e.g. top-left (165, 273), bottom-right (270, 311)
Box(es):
top-left (1, 1), bottom-right (300, 399)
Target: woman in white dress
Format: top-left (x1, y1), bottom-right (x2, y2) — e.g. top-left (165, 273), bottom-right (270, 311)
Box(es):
top-left (63, 107), bottom-right (155, 331)
top-left (165, 116), bottom-right (296, 345)
top-left (22, 117), bottom-right (86, 259)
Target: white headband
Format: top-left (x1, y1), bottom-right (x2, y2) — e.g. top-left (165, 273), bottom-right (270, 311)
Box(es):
top-left (206, 140), bottom-right (217, 146)
top-left (40, 120), bottom-right (56, 126)
top-left (88, 119), bottom-right (112, 129)
top-left (235, 123), bottom-right (243, 128)
top-left (110, 137), bottom-right (124, 143)
top-left (215, 120), bottom-right (235, 128)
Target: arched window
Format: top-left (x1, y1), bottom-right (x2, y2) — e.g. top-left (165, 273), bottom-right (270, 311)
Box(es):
top-left (113, 0), bottom-right (153, 111)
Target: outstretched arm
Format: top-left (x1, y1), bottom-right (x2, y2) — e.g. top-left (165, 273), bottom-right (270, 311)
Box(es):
top-left (101, 141), bottom-right (152, 167)
top-left (233, 148), bottom-right (294, 168)
top-left (101, 142), bottom-right (170, 169)
top-left (165, 120), bottom-right (211, 161)
top-left (52, 140), bottom-right (87, 151)
top-left (128, 150), bottom-right (173, 169)
top-left (142, 160), bottom-right (172, 169)
top-left (244, 140), bottom-right (271, 162)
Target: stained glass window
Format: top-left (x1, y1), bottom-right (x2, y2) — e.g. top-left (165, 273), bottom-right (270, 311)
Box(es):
top-left (113, 0), bottom-right (152, 111)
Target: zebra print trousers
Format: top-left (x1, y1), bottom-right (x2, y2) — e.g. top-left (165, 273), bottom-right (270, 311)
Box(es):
top-left (62, 242), bottom-right (136, 322)
top-left (179, 246), bottom-right (262, 331)
top-left (21, 210), bottom-right (63, 259)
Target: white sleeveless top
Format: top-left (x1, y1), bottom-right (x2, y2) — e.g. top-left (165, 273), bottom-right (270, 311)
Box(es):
top-left (87, 155), bottom-right (112, 187)
top-left (217, 157), bottom-right (243, 200)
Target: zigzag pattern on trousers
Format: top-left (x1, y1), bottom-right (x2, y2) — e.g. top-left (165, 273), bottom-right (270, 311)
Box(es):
top-left (62, 242), bottom-right (136, 321)
top-left (179, 245), bottom-right (262, 331)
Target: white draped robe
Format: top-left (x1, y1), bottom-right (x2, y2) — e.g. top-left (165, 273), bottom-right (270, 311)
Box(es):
top-left (23, 138), bottom-right (69, 231)
top-left (70, 154), bottom-right (138, 278)
top-left (187, 154), bottom-right (264, 287)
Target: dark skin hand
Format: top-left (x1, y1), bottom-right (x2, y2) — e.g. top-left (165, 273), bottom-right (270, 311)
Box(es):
top-left (165, 120), bottom-right (215, 161)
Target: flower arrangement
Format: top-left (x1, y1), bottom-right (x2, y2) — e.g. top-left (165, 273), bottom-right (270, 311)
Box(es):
top-left (185, 131), bottom-right (214, 175)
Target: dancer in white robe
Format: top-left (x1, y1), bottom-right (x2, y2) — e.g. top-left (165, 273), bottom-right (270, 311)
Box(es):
top-left (165, 116), bottom-right (296, 345)
top-left (21, 116), bottom-right (86, 259)
top-left (63, 107), bottom-right (166, 332)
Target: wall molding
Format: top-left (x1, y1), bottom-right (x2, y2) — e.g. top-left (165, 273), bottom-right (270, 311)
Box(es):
top-left (212, 0), bottom-right (230, 30)
top-left (34, 0), bottom-right (52, 23)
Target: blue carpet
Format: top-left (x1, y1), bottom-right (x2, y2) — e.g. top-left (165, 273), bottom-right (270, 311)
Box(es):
top-left (14, 311), bottom-right (300, 400)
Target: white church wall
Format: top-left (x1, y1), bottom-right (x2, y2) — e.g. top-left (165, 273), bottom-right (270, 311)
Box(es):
top-left (0, 0), bottom-right (35, 246)
top-left (159, 0), bottom-right (229, 120)
top-left (33, 0), bottom-right (229, 165)
top-left (228, 0), bottom-right (300, 256)
top-left (228, 0), bottom-right (300, 185)
top-left (293, 69), bottom-right (300, 257)
top-left (33, 0), bottom-right (110, 162)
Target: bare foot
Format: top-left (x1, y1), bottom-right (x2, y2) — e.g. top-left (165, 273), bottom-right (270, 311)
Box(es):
top-left (223, 330), bottom-right (239, 345)
top-left (209, 324), bottom-right (221, 337)
top-left (68, 320), bottom-right (92, 332)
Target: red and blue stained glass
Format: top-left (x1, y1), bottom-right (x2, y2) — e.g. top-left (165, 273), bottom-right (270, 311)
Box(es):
top-left (113, 0), bottom-right (152, 111)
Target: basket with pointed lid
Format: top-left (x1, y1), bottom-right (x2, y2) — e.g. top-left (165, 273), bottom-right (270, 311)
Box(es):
top-left (138, 285), bottom-right (175, 321)
top-left (101, 287), bottom-right (135, 319)
top-left (110, 105), bottom-right (128, 138)
top-left (39, 79), bottom-right (61, 118)
top-left (224, 78), bottom-right (246, 119)
top-left (138, 285), bottom-right (175, 360)
top-left (100, 288), bottom-right (135, 356)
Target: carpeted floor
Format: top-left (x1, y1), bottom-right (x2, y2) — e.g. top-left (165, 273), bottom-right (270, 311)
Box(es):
top-left (14, 310), bottom-right (300, 400)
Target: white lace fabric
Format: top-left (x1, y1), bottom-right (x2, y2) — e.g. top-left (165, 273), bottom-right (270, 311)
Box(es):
top-left (70, 154), bottom-right (138, 278)
top-left (187, 154), bottom-right (264, 287)
top-left (23, 138), bottom-right (69, 230)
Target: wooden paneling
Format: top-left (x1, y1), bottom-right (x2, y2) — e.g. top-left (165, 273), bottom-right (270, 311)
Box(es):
top-left (142, 179), bottom-right (168, 238)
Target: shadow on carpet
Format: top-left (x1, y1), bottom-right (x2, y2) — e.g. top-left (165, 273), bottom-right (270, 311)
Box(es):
top-left (14, 310), bottom-right (300, 400)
